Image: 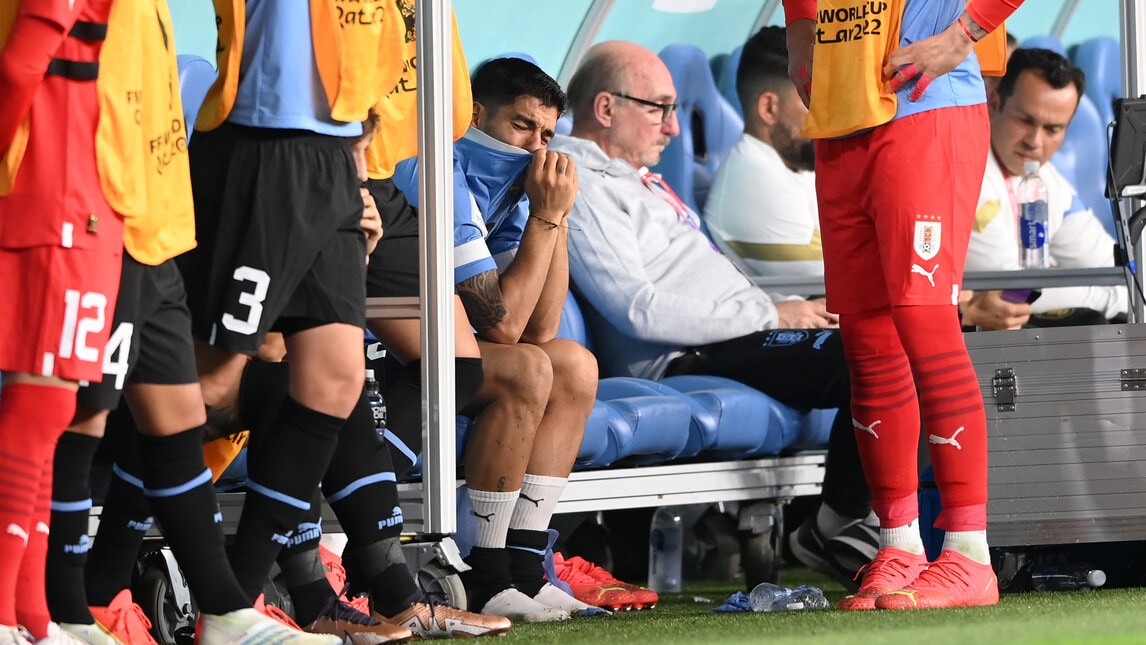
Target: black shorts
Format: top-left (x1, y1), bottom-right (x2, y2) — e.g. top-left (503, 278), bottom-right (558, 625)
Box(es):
top-left (76, 254), bottom-right (200, 411)
top-left (182, 123), bottom-right (366, 355)
top-left (366, 178), bottom-right (420, 299)
top-left (664, 328), bottom-right (851, 410)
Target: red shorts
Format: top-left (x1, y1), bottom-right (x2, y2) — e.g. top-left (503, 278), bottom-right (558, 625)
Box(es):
top-left (815, 105), bottom-right (989, 314)
top-left (0, 230), bottom-right (123, 382)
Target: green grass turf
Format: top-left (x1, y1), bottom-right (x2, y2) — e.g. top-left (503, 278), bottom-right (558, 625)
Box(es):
top-left (498, 569), bottom-right (1146, 644)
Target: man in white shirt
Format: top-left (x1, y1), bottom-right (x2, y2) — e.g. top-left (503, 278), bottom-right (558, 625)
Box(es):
top-left (961, 47), bottom-right (1126, 330)
top-left (704, 26), bottom-right (822, 282)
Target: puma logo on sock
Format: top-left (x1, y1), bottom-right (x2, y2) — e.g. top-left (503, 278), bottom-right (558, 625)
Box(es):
top-left (911, 263), bottom-right (939, 287)
top-left (471, 510), bottom-right (495, 523)
top-left (519, 493), bottom-right (543, 507)
top-left (929, 426), bottom-right (965, 450)
top-left (853, 418), bottom-right (882, 439)
top-left (64, 534), bottom-right (90, 554)
top-left (127, 517), bottom-right (154, 532)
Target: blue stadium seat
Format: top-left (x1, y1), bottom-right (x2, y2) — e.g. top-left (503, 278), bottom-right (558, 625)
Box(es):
top-left (1069, 37), bottom-right (1120, 235)
top-left (1072, 36), bottom-right (1120, 128)
top-left (557, 292), bottom-right (832, 464)
top-left (595, 378), bottom-right (693, 464)
top-left (659, 374), bottom-right (776, 454)
top-left (718, 46), bottom-right (744, 118)
top-left (176, 54), bottom-right (216, 143)
top-left (557, 291), bottom-right (592, 349)
top-left (575, 401), bottom-right (631, 468)
top-left (490, 51), bottom-right (538, 65)
top-left (789, 408), bottom-right (837, 451)
top-left (1052, 94), bottom-right (1115, 235)
top-left (652, 44), bottom-right (744, 212)
top-left (1019, 35), bottom-right (1067, 57)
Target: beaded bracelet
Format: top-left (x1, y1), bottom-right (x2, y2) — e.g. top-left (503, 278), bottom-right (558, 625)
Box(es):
top-left (528, 213), bottom-right (580, 231)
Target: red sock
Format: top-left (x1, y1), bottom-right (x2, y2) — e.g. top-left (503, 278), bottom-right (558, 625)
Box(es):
top-left (839, 308), bottom-right (922, 527)
top-left (0, 382), bottom-right (75, 626)
top-left (891, 305), bottom-right (988, 531)
top-left (16, 452), bottom-right (54, 638)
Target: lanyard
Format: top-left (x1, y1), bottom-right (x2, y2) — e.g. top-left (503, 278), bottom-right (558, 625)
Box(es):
top-left (998, 158), bottom-right (1021, 225)
top-left (640, 170), bottom-right (718, 251)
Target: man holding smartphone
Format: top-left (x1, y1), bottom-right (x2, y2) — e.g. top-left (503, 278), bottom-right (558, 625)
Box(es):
top-left (962, 47), bottom-right (1126, 330)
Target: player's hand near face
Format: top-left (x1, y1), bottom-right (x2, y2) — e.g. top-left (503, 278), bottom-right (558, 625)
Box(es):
top-left (361, 186), bottom-right (383, 260)
top-left (525, 150), bottom-right (578, 223)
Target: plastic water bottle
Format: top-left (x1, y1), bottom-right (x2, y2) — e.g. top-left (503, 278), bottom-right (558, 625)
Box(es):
top-left (748, 582), bottom-right (789, 612)
top-left (787, 585), bottom-right (830, 610)
top-left (365, 369), bottom-right (387, 433)
top-left (1030, 563), bottom-right (1106, 591)
top-left (748, 583), bottom-right (829, 612)
top-left (1018, 159), bottom-right (1050, 269)
top-left (648, 506), bottom-right (683, 592)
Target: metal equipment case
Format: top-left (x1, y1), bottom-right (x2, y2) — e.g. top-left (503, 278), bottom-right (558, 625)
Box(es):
top-left (966, 324), bottom-right (1146, 547)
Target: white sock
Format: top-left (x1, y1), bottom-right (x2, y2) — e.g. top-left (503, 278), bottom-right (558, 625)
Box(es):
top-left (509, 474), bottom-right (567, 531)
top-left (941, 529), bottom-right (990, 564)
top-left (879, 518), bottom-right (925, 555)
top-left (469, 488), bottom-right (518, 549)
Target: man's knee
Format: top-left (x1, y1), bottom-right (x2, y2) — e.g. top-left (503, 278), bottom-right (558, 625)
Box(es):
top-left (479, 343), bottom-right (553, 407)
top-left (543, 339), bottom-right (598, 401)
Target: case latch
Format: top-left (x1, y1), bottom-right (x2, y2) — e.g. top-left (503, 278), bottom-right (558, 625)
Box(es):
top-left (992, 368), bottom-right (1016, 412)
top-left (1121, 368), bottom-right (1146, 391)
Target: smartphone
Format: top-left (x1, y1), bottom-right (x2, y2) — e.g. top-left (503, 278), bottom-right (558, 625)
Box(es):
top-left (1000, 289), bottom-right (1042, 304)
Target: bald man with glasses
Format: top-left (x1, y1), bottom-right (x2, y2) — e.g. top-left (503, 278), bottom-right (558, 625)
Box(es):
top-left (550, 40), bottom-right (874, 589)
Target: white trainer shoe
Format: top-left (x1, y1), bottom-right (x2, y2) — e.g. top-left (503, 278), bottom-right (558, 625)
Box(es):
top-left (33, 624), bottom-right (89, 644)
top-left (479, 588), bottom-right (569, 623)
top-left (0, 626), bottom-right (30, 645)
top-left (195, 608), bottom-right (341, 645)
top-left (57, 623), bottom-right (123, 645)
top-left (532, 582), bottom-right (612, 616)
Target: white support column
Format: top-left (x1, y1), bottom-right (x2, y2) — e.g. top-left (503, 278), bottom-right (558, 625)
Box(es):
top-left (416, 0), bottom-right (457, 535)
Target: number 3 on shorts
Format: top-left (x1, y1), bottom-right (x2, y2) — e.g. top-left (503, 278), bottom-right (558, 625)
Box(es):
top-left (222, 266), bottom-right (271, 335)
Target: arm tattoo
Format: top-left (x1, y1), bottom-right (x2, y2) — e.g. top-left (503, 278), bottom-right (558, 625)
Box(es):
top-left (458, 270), bottom-right (507, 334)
top-left (961, 14), bottom-right (988, 41)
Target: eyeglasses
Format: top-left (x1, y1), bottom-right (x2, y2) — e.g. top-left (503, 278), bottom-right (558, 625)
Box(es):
top-left (610, 92), bottom-right (679, 124)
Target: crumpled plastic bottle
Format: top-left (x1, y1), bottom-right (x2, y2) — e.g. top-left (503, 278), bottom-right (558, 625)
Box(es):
top-left (748, 582), bottom-right (829, 612)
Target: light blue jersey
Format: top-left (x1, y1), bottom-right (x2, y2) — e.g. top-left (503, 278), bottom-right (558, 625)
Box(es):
top-left (229, 0), bottom-right (361, 136)
top-left (391, 156), bottom-right (499, 286)
top-left (454, 129), bottom-right (533, 270)
top-left (893, 0), bottom-right (988, 122)
top-left (391, 127), bottom-right (534, 284)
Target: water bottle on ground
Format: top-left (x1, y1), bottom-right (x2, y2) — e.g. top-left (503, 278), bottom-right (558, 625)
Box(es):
top-left (648, 506), bottom-right (683, 593)
top-left (1030, 563), bottom-right (1106, 591)
top-left (748, 582), bottom-right (789, 611)
top-left (748, 583), bottom-right (828, 611)
top-left (786, 585), bottom-right (830, 610)
top-left (365, 369), bottom-right (387, 434)
top-left (1018, 159), bottom-right (1050, 269)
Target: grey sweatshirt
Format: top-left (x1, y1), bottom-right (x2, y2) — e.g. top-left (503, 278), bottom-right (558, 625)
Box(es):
top-left (551, 134), bottom-right (779, 379)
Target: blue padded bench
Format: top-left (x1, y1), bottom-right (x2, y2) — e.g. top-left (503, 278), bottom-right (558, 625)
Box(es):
top-left (558, 292), bottom-right (834, 465)
top-left (400, 292), bottom-right (835, 481)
